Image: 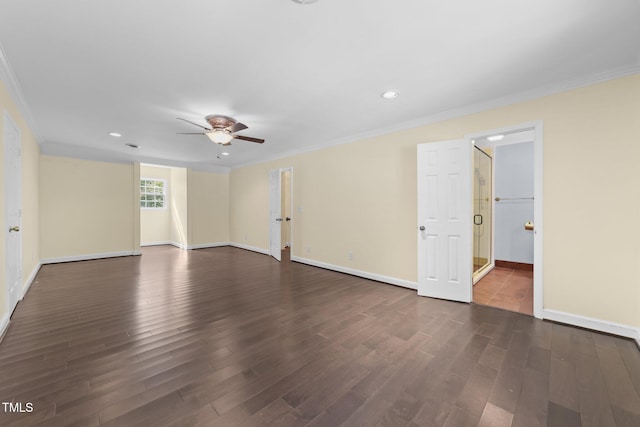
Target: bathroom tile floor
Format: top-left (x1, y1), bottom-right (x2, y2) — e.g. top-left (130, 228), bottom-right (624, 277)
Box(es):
top-left (473, 267), bottom-right (533, 315)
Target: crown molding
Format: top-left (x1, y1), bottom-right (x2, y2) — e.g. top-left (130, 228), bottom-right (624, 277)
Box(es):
top-left (232, 64), bottom-right (640, 170)
top-left (0, 41), bottom-right (42, 142)
top-left (40, 142), bottom-right (231, 174)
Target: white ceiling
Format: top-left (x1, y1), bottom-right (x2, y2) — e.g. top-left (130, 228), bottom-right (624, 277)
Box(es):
top-left (1, 0), bottom-right (639, 171)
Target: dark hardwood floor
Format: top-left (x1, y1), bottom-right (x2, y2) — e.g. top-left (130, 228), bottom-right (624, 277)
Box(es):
top-left (1, 245), bottom-right (639, 426)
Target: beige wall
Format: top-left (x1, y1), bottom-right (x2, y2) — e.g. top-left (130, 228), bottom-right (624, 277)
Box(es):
top-left (140, 165), bottom-right (172, 245)
top-left (141, 166), bottom-right (229, 248)
top-left (0, 80), bottom-right (40, 320)
top-left (230, 74), bottom-right (640, 329)
top-left (187, 169), bottom-right (229, 246)
top-left (40, 156), bottom-right (137, 259)
top-left (170, 167), bottom-right (188, 247)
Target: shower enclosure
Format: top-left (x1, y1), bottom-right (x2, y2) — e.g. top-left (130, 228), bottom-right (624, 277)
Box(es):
top-left (473, 146), bottom-right (492, 281)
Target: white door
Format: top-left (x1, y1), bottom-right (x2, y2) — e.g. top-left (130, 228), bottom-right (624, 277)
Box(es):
top-left (269, 168), bottom-right (282, 261)
top-left (4, 112), bottom-right (22, 315)
top-left (417, 139), bottom-right (472, 302)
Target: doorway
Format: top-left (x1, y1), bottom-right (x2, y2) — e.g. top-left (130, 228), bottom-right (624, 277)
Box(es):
top-left (470, 126), bottom-right (541, 317)
top-left (417, 122), bottom-right (543, 318)
top-left (280, 169), bottom-right (292, 261)
top-left (4, 111), bottom-right (22, 318)
top-left (269, 167), bottom-right (293, 262)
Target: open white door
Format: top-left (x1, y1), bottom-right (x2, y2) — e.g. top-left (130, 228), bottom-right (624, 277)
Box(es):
top-left (4, 112), bottom-right (22, 315)
top-left (417, 139), bottom-right (472, 302)
top-left (269, 168), bottom-right (282, 261)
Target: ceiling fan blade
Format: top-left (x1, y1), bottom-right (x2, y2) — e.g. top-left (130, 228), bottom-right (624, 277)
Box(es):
top-left (176, 118), bottom-right (212, 131)
top-left (229, 122), bottom-right (248, 133)
top-left (234, 135), bottom-right (265, 144)
top-left (222, 142), bottom-right (232, 146)
top-left (176, 132), bottom-right (206, 135)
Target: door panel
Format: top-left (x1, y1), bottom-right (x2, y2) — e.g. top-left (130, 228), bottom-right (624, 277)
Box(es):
top-left (269, 168), bottom-right (282, 261)
top-left (4, 112), bottom-right (22, 315)
top-left (417, 140), bottom-right (472, 302)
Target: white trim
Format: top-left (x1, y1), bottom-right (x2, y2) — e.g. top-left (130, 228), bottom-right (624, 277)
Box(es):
top-left (543, 309), bottom-right (640, 347)
top-left (170, 241), bottom-right (189, 251)
top-left (0, 42), bottom-right (42, 142)
top-left (284, 167), bottom-right (293, 258)
top-left (229, 242), bottom-right (270, 255)
top-left (268, 167), bottom-right (294, 261)
top-left (0, 313), bottom-right (9, 343)
top-left (142, 241), bottom-right (231, 250)
top-left (41, 250), bottom-right (141, 264)
top-left (232, 65), bottom-right (640, 170)
top-left (141, 241), bottom-right (173, 247)
top-left (21, 263), bottom-right (41, 298)
top-left (188, 242), bottom-right (230, 250)
top-left (291, 256), bottom-right (417, 290)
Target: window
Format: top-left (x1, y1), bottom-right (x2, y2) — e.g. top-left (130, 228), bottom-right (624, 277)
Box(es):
top-left (140, 178), bottom-right (167, 209)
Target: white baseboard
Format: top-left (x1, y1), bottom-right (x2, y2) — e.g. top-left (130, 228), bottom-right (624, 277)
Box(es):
top-left (229, 242), bottom-right (270, 255)
top-left (0, 312), bottom-right (9, 343)
top-left (543, 309), bottom-right (640, 347)
top-left (189, 242), bottom-right (230, 250)
top-left (140, 241), bottom-right (172, 247)
top-left (41, 250), bottom-right (140, 264)
top-left (21, 263), bottom-right (42, 298)
top-left (142, 241), bottom-right (231, 251)
top-left (291, 256), bottom-right (417, 290)
top-left (169, 241), bottom-right (189, 250)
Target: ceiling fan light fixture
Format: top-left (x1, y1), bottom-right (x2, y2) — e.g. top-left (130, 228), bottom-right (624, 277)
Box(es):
top-left (206, 130), bottom-right (233, 144)
top-left (109, 132), bottom-right (122, 137)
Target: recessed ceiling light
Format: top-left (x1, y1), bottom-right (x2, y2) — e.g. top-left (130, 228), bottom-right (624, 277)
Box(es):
top-left (381, 90), bottom-right (400, 99)
top-left (487, 134), bottom-right (505, 141)
top-left (292, 0), bottom-right (319, 4)
top-left (125, 143), bottom-right (139, 149)
top-left (109, 132), bottom-right (122, 137)
top-left (222, 152), bottom-right (230, 156)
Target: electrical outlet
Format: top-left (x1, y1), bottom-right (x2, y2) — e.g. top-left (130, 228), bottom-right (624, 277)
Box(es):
top-left (306, 246), bottom-right (311, 253)
top-left (348, 251), bottom-right (353, 260)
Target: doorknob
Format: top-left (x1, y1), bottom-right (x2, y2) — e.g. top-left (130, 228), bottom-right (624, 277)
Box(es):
top-left (524, 221), bottom-right (534, 231)
top-left (419, 226), bottom-right (425, 231)
top-left (285, 217), bottom-right (291, 222)
top-left (9, 226), bottom-right (20, 232)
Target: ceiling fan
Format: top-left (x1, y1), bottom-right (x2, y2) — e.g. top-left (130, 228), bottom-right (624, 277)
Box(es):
top-left (176, 115), bottom-right (265, 145)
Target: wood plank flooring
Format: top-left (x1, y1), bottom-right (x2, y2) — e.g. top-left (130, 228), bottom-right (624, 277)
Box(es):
top-left (1, 245), bottom-right (639, 426)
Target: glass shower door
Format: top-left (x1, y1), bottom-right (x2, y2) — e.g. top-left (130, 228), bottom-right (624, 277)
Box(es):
top-left (473, 147), bottom-right (492, 279)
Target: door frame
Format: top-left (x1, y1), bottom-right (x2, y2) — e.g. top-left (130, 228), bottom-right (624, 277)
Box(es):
top-left (3, 110), bottom-right (23, 317)
top-left (268, 166), bottom-right (293, 261)
top-left (465, 121), bottom-right (543, 319)
top-left (280, 168), bottom-right (293, 254)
